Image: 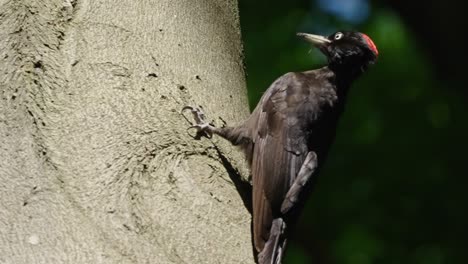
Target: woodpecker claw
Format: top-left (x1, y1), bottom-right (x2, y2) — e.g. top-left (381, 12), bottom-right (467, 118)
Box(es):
top-left (187, 124), bottom-right (213, 139)
top-left (181, 106), bottom-right (207, 123)
top-left (182, 105), bottom-right (214, 139)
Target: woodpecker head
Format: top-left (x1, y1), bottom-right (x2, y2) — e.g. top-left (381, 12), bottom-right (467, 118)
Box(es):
top-left (298, 31), bottom-right (378, 72)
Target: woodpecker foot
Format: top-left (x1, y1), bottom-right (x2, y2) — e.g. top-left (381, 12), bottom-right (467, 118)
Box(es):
top-left (181, 106), bottom-right (215, 139)
top-left (281, 151), bottom-right (318, 214)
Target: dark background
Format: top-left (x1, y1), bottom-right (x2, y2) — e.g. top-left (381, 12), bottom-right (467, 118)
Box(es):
top-left (238, 0), bottom-right (468, 263)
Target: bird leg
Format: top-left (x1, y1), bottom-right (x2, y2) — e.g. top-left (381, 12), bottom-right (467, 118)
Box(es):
top-left (258, 218), bottom-right (287, 264)
top-left (281, 151), bottom-right (318, 214)
top-left (181, 106), bottom-right (217, 139)
top-left (182, 105), bottom-right (251, 146)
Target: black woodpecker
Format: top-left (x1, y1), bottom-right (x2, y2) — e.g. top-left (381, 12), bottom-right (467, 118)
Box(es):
top-left (183, 31), bottom-right (378, 264)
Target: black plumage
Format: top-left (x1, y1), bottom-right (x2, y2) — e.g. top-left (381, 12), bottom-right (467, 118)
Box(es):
top-left (184, 30), bottom-right (378, 263)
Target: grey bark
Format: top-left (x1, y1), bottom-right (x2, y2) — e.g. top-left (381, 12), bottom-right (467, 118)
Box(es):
top-left (0, 0), bottom-right (253, 263)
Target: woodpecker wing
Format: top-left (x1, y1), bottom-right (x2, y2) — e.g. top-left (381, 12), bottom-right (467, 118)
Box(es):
top-left (246, 72), bottom-right (322, 252)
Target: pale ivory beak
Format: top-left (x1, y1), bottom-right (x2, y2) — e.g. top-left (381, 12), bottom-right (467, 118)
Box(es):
top-left (297, 33), bottom-right (331, 46)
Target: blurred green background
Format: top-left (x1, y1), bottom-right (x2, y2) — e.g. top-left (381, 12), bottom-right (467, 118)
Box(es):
top-left (238, 0), bottom-right (468, 263)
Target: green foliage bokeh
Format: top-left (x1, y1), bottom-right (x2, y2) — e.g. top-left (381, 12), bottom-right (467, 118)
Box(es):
top-left (238, 1), bottom-right (468, 263)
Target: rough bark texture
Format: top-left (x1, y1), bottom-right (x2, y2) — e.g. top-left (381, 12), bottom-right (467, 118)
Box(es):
top-left (0, 0), bottom-right (253, 263)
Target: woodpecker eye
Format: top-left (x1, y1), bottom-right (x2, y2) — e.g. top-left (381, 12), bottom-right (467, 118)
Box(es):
top-left (334, 32), bottom-right (343, 40)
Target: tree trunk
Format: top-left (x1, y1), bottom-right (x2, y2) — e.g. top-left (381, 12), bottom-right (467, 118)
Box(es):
top-left (0, 0), bottom-right (253, 263)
